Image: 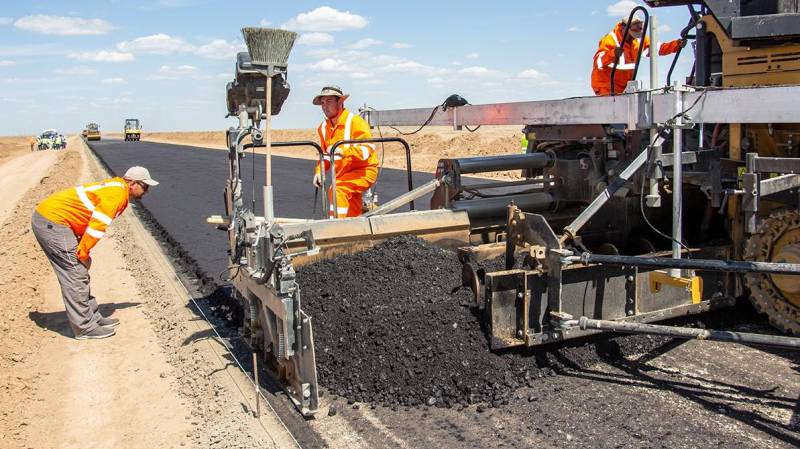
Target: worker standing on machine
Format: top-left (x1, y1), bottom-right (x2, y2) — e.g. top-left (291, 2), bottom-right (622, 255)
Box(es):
top-left (591, 14), bottom-right (685, 96)
top-left (312, 85), bottom-right (379, 218)
top-left (31, 166), bottom-right (158, 340)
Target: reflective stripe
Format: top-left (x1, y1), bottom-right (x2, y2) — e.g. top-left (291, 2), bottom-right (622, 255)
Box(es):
top-left (75, 186), bottom-right (95, 211)
top-left (337, 206), bottom-right (349, 214)
top-left (613, 63), bottom-right (636, 70)
top-left (319, 122), bottom-right (326, 140)
top-left (91, 211), bottom-right (112, 225)
top-left (610, 32), bottom-right (619, 47)
top-left (596, 51), bottom-right (605, 69)
top-left (360, 144), bottom-right (371, 160)
top-left (85, 227), bottom-right (105, 238)
top-left (343, 112), bottom-right (354, 141)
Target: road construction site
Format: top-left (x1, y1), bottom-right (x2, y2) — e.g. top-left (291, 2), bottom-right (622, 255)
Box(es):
top-left (82, 135), bottom-right (798, 448)
top-left (3, 2), bottom-right (800, 447)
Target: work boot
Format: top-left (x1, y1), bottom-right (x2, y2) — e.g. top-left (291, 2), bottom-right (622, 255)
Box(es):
top-left (98, 316), bottom-right (120, 328)
top-left (75, 325), bottom-right (116, 340)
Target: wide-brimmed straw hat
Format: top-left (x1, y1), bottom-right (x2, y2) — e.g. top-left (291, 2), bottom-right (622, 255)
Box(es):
top-left (312, 85), bottom-right (349, 105)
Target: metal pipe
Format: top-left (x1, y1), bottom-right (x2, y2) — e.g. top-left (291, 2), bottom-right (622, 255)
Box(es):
top-left (672, 82), bottom-right (685, 276)
top-left (264, 74), bottom-right (274, 223)
top-left (647, 16), bottom-right (661, 208)
top-left (452, 152), bottom-right (554, 174)
top-left (364, 178), bottom-right (441, 217)
top-left (452, 192), bottom-right (554, 220)
top-left (571, 317), bottom-right (800, 350)
top-left (573, 252), bottom-right (800, 275)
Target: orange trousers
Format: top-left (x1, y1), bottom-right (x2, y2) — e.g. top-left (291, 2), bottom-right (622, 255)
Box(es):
top-left (327, 166), bottom-right (378, 218)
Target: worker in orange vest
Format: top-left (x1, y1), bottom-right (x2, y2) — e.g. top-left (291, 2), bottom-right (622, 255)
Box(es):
top-left (591, 15), bottom-right (685, 96)
top-left (31, 166), bottom-right (158, 340)
top-left (312, 85), bottom-right (379, 218)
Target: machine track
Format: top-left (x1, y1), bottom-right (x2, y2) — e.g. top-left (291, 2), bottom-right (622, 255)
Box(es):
top-left (745, 209), bottom-right (800, 334)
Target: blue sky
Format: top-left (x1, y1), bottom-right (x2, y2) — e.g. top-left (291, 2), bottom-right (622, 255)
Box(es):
top-left (0, 1), bottom-right (696, 136)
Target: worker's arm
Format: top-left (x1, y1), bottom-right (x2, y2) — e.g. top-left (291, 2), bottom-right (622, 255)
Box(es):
top-left (644, 36), bottom-right (684, 57)
top-left (336, 115), bottom-right (375, 172)
top-left (595, 36), bottom-right (624, 70)
top-left (76, 190), bottom-right (127, 261)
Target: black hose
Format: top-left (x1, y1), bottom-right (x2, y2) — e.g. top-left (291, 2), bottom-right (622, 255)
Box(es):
top-left (610, 6), bottom-right (649, 96)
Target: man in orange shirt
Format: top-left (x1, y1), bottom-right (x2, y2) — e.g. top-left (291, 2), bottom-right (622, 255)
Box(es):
top-left (31, 166), bottom-right (158, 340)
top-left (591, 15), bottom-right (685, 96)
top-left (312, 85), bottom-right (379, 218)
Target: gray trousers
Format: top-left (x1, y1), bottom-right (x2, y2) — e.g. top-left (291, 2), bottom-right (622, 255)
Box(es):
top-left (31, 211), bottom-right (101, 336)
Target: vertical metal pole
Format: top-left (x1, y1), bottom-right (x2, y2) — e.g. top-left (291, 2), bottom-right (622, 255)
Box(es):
top-left (263, 72), bottom-right (275, 223)
top-left (252, 351), bottom-right (261, 418)
top-left (646, 16), bottom-right (661, 208)
top-left (671, 82), bottom-right (684, 276)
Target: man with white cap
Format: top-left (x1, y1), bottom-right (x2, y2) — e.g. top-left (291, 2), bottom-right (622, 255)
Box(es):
top-left (31, 166), bottom-right (158, 339)
top-left (312, 85), bottom-right (379, 218)
top-left (591, 13), bottom-right (685, 96)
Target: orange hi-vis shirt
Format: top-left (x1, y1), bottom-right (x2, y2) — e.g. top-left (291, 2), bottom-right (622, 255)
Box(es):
top-left (36, 177), bottom-right (129, 261)
top-left (591, 22), bottom-right (682, 96)
top-left (314, 108), bottom-right (379, 180)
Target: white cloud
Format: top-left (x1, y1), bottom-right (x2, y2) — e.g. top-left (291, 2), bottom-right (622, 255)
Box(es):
top-left (192, 39), bottom-right (244, 59)
top-left (0, 17), bottom-right (12, 25)
top-left (519, 69), bottom-right (545, 79)
top-left (391, 42), bottom-right (410, 49)
top-left (466, 52), bottom-right (479, 59)
top-left (14, 15), bottom-right (114, 36)
top-left (68, 50), bottom-right (134, 62)
top-left (101, 77), bottom-right (125, 84)
top-left (567, 26), bottom-right (582, 32)
top-left (281, 6), bottom-right (367, 32)
top-left (381, 60), bottom-right (429, 73)
top-left (148, 64), bottom-right (198, 80)
top-left (459, 66), bottom-right (491, 75)
top-left (117, 33), bottom-right (186, 54)
top-left (607, 1), bottom-right (641, 17)
top-left (348, 38), bottom-right (382, 50)
top-left (658, 24), bottom-right (671, 33)
top-left (54, 66), bottom-right (96, 76)
top-left (0, 60), bottom-right (16, 66)
top-left (309, 58), bottom-right (348, 72)
top-left (297, 32), bottom-right (334, 46)
top-left (259, 19), bottom-right (272, 27)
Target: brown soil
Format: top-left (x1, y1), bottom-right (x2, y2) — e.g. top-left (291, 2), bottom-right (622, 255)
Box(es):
top-left (0, 136), bottom-right (37, 165)
top-left (0, 139), bottom-right (295, 448)
top-left (141, 125), bottom-right (524, 180)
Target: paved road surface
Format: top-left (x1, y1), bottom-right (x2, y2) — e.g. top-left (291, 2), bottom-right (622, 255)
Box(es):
top-left (90, 137), bottom-right (438, 280)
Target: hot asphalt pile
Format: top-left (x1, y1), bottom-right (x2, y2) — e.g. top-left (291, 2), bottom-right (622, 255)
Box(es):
top-left (298, 235), bottom-right (671, 409)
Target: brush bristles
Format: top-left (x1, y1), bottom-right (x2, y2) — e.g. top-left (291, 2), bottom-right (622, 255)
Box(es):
top-left (241, 27), bottom-right (297, 66)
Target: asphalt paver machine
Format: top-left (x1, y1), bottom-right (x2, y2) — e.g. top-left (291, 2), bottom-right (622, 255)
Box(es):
top-left (213, 2), bottom-right (800, 415)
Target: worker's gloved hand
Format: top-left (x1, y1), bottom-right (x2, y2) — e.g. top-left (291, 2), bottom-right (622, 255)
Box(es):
top-left (79, 257), bottom-right (92, 270)
top-left (614, 46), bottom-right (623, 60)
top-left (312, 173), bottom-right (322, 188)
top-left (679, 39), bottom-right (687, 48)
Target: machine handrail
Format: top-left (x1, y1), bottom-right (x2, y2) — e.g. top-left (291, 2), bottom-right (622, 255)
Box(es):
top-left (327, 137), bottom-right (414, 218)
top-left (610, 6), bottom-right (649, 96)
top-left (243, 140), bottom-right (329, 218)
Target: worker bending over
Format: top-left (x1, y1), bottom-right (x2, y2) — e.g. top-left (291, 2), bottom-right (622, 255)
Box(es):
top-left (31, 166), bottom-right (158, 340)
top-left (591, 14), bottom-right (685, 96)
top-left (312, 85), bottom-right (378, 218)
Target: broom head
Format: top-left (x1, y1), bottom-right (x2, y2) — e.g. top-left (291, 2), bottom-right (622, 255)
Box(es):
top-left (241, 27), bottom-right (297, 67)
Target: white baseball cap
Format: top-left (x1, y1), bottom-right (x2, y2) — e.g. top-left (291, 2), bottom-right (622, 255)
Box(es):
top-left (124, 166), bottom-right (159, 186)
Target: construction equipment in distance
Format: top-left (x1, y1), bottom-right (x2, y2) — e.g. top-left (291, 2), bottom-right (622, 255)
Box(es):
top-left (124, 118), bottom-right (141, 141)
top-left (212, 1), bottom-right (800, 416)
top-left (84, 123), bottom-right (101, 141)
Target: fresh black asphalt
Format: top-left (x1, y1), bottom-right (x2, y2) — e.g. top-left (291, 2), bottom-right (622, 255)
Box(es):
top-left (89, 137), bottom-right (439, 280)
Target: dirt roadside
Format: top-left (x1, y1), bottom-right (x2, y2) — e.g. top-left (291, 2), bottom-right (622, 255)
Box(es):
top-left (0, 138), bottom-right (296, 448)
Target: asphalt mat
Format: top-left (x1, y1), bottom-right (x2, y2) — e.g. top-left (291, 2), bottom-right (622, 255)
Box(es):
top-left (89, 138), bottom-right (800, 449)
